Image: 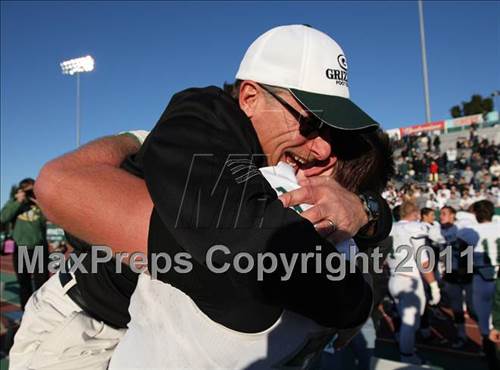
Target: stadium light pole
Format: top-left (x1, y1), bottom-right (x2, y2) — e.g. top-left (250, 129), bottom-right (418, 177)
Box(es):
top-left (418, 0), bottom-right (432, 123)
top-left (60, 55), bottom-right (95, 147)
top-left (492, 90), bottom-right (500, 111)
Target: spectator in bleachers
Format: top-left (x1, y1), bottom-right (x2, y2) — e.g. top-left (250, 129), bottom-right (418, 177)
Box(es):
top-left (433, 135), bottom-right (441, 152)
top-left (460, 190), bottom-right (475, 211)
top-left (446, 189), bottom-right (462, 210)
top-left (407, 164), bottom-right (415, 179)
top-left (426, 193), bottom-right (440, 209)
top-left (438, 152), bottom-right (447, 173)
top-left (456, 151), bottom-right (469, 172)
top-left (413, 155), bottom-right (426, 182)
top-left (430, 160), bottom-right (439, 183)
top-left (470, 152), bottom-right (484, 173)
top-left (386, 128), bottom-right (498, 212)
top-left (446, 147), bottom-right (458, 172)
top-left (436, 190), bottom-right (449, 209)
top-left (456, 178), bottom-right (469, 194)
top-left (447, 176), bottom-right (459, 190)
top-left (421, 134), bottom-right (429, 150)
top-left (490, 177), bottom-right (499, 199)
top-left (462, 165), bottom-right (474, 184)
top-left (415, 187), bottom-right (429, 210)
top-left (397, 156), bottom-right (408, 180)
top-left (489, 159), bottom-right (500, 178)
top-left (438, 184), bottom-right (451, 199)
top-left (485, 140), bottom-right (497, 162)
top-left (475, 166), bottom-right (492, 189)
top-left (470, 128), bottom-right (479, 148)
top-left (478, 138), bottom-right (492, 159)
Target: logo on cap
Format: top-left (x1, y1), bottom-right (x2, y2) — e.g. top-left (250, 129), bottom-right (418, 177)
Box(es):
top-left (325, 54), bottom-right (348, 86)
top-left (325, 70), bottom-right (348, 87)
top-left (337, 54), bottom-right (347, 71)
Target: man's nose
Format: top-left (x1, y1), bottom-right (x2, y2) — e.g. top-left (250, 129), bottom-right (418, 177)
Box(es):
top-left (309, 135), bottom-right (331, 161)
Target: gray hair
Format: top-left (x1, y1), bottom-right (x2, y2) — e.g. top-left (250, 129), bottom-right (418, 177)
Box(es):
top-left (223, 80), bottom-right (287, 101)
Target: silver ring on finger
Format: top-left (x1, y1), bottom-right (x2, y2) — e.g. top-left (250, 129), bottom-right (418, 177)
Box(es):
top-left (325, 218), bottom-right (337, 233)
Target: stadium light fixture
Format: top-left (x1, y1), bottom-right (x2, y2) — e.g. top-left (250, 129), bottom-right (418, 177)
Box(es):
top-left (60, 55), bottom-right (95, 147)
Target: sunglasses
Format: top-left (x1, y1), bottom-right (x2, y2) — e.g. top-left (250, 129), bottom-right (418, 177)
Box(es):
top-left (258, 84), bottom-right (325, 137)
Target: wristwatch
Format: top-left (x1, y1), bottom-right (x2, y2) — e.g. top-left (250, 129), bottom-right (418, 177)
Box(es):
top-left (358, 192), bottom-right (380, 223)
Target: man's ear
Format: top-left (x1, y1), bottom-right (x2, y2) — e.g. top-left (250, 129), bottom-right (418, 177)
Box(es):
top-left (238, 81), bottom-right (261, 118)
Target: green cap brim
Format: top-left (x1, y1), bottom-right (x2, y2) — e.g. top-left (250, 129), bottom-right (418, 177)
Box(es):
top-left (290, 88), bottom-right (379, 131)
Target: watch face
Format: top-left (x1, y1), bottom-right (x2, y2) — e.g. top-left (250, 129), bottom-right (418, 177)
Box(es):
top-left (367, 198), bottom-right (380, 217)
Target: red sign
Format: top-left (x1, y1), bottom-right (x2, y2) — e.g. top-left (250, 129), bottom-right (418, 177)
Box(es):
top-left (400, 120), bottom-right (445, 136)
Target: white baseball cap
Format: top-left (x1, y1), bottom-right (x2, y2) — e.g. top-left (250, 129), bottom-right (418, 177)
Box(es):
top-left (236, 24), bottom-right (379, 131)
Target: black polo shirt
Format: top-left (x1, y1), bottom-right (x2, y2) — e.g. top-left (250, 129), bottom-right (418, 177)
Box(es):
top-left (140, 86), bottom-right (373, 332)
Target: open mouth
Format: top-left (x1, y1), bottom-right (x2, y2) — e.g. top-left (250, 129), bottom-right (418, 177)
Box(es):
top-left (284, 151), bottom-right (314, 172)
top-left (284, 151), bottom-right (336, 178)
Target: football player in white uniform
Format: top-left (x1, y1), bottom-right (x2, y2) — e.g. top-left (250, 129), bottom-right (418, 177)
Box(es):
top-left (420, 207), bottom-right (443, 249)
top-left (420, 207), bottom-right (445, 280)
top-left (386, 201), bottom-right (440, 364)
top-left (463, 200), bottom-right (499, 370)
top-left (418, 207), bottom-right (445, 341)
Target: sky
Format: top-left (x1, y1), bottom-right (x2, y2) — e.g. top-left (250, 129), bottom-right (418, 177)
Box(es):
top-left (1, 1), bottom-right (499, 204)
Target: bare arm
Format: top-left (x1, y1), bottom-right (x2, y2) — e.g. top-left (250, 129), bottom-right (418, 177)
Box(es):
top-left (421, 260), bottom-right (440, 305)
top-left (421, 261), bottom-right (436, 284)
top-left (34, 135), bottom-right (152, 254)
top-left (411, 232), bottom-right (440, 305)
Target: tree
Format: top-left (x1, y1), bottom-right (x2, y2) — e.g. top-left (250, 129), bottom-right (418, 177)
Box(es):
top-left (449, 94), bottom-right (493, 118)
top-left (450, 105), bottom-right (462, 118)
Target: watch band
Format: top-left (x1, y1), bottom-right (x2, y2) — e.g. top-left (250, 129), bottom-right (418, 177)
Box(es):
top-left (358, 193), bottom-right (379, 222)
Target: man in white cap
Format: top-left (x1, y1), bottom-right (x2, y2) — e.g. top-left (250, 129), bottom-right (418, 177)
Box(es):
top-left (34, 25), bottom-right (392, 369)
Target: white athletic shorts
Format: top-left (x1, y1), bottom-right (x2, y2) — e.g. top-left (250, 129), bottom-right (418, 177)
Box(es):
top-left (9, 272), bottom-right (125, 370)
top-left (389, 274), bottom-right (426, 320)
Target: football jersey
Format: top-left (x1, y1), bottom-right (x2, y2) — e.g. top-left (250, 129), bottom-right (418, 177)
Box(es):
top-left (259, 162), bottom-right (311, 213)
top-left (421, 221), bottom-right (445, 246)
top-left (468, 222), bottom-right (500, 271)
top-left (387, 220), bottom-right (429, 278)
top-left (455, 211), bottom-right (478, 228)
top-left (110, 274), bottom-right (332, 370)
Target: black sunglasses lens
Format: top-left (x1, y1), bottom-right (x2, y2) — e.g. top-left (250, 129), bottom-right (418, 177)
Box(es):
top-left (299, 117), bottom-right (322, 137)
top-left (299, 117), bottom-right (318, 136)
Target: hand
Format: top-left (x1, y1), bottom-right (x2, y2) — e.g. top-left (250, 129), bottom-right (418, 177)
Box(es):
top-left (14, 189), bottom-right (26, 203)
top-left (489, 329), bottom-right (500, 344)
top-left (29, 197), bottom-right (39, 206)
top-left (279, 176), bottom-right (368, 243)
top-left (429, 281), bottom-right (441, 306)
